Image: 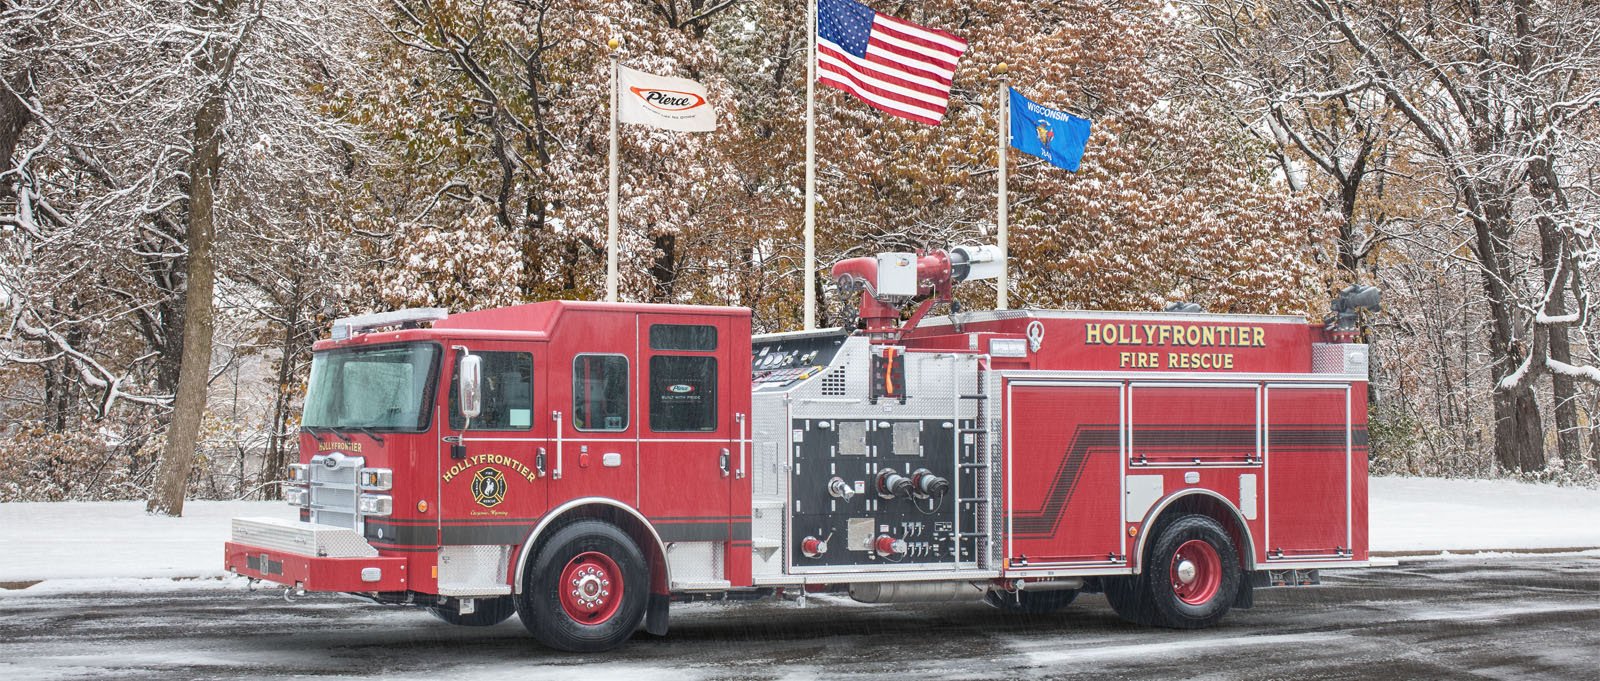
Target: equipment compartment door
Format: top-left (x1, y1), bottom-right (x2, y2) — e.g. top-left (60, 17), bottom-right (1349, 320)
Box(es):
top-left (1264, 385), bottom-right (1351, 560)
top-left (636, 314), bottom-right (745, 587)
top-left (1005, 382), bottom-right (1126, 567)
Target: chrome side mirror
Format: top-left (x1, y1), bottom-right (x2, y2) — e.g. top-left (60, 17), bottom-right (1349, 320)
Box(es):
top-left (457, 353), bottom-right (482, 419)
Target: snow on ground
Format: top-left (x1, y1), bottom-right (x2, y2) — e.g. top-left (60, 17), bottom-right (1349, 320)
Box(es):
top-left (0, 500), bottom-right (295, 583)
top-left (1, 476), bottom-right (1597, 587)
top-left (1369, 476), bottom-right (1600, 553)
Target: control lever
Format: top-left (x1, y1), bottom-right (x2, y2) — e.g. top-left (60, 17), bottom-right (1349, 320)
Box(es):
top-left (828, 476), bottom-right (856, 502)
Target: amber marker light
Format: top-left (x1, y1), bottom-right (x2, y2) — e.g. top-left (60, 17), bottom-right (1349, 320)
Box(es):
top-left (417, 500), bottom-right (429, 513)
top-left (1128, 526), bottom-right (1139, 537)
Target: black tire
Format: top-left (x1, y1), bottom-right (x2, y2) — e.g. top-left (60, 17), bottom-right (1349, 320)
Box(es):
top-left (985, 588), bottom-right (1079, 614)
top-left (517, 520), bottom-right (649, 652)
top-left (1143, 514), bottom-right (1241, 629)
top-left (1101, 575), bottom-right (1156, 626)
top-left (429, 595), bottom-right (517, 626)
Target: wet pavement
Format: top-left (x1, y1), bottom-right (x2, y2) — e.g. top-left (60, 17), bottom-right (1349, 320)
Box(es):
top-left (1, 554), bottom-right (1596, 680)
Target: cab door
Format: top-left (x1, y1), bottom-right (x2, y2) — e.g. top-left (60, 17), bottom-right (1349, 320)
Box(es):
top-left (636, 315), bottom-right (739, 588)
top-left (437, 342), bottom-right (547, 554)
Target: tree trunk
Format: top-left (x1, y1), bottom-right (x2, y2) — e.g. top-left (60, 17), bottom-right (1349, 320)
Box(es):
top-left (262, 272), bottom-right (306, 500)
top-left (1, 67), bottom-right (35, 203)
top-left (146, 82), bottom-right (228, 516)
top-left (1474, 198), bottom-right (1546, 473)
top-left (1530, 169), bottom-right (1580, 472)
top-left (650, 232), bottom-right (677, 301)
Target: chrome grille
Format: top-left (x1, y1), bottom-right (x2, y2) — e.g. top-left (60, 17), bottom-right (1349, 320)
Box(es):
top-left (309, 453), bottom-right (365, 530)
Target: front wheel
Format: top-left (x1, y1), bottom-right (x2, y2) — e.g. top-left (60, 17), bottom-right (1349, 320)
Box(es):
top-left (517, 520), bottom-right (648, 652)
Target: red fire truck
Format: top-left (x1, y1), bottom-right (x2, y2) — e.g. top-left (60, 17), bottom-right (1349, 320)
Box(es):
top-left (227, 245), bottom-right (1374, 652)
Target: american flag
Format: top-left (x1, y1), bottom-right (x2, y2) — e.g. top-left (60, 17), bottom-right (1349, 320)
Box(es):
top-left (816, 0), bottom-right (968, 126)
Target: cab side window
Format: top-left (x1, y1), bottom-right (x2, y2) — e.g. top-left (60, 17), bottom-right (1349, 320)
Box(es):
top-left (573, 354), bottom-right (629, 431)
top-left (649, 355), bottom-right (717, 432)
top-left (449, 351), bottom-right (533, 430)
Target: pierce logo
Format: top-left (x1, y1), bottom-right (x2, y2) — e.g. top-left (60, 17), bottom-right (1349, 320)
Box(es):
top-left (630, 87), bottom-right (706, 112)
top-left (669, 384), bottom-right (695, 394)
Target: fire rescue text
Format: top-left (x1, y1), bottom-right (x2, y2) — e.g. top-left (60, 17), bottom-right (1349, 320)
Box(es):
top-left (1085, 322), bottom-right (1265, 370)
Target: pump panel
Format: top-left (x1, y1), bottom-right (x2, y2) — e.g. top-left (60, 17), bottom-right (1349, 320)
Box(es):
top-left (788, 417), bottom-right (979, 568)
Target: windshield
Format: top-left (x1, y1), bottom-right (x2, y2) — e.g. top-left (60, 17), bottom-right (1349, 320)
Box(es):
top-left (302, 343), bottom-right (440, 432)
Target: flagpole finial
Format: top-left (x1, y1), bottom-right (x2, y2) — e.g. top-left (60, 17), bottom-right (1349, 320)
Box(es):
top-left (607, 37), bottom-right (620, 51)
top-left (994, 62), bottom-right (1008, 76)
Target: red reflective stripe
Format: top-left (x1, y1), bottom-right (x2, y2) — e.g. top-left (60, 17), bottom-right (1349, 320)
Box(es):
top-left (864, 46), bottom-right (954, 87)
top-left (872, 14), bottom-right (967, 58)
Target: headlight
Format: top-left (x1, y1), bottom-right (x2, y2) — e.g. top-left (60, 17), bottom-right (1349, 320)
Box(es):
top-left (358, 494), bottom-right (393, 516)
top-left (284, 486), bottom-right (310, 507)
top-left (287, 464), bottom-right (308, 483)
top-left (359, 468), bottom-right (393, 491)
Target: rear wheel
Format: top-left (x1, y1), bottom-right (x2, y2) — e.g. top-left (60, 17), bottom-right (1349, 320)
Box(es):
top-left (429, 595), bottom-right (516, 627)
top-left (517, 520), bottom-right (648, 652)
top-left (985, 588), bottom-right (1078, 614)
top-left (1143, 515), bottom-right (1241, 628)
top-left (1101, 575), bottom-right (1155, 625)
top-left (1105, 514), bottom-right (1241, 628)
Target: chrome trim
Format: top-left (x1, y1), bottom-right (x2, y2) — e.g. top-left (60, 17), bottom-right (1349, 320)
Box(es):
top-left (919, 308), bottom-right (1310, 329)
top-left (735, 413), bottom-right (747, 479)
top-left (1133, 489), bottom-right (1257, 574)
top-left (551, 411), bottom-right (564, 480)
top-left (512, 497), bottom-right (670, 596)
top-left (998, 370), bottom-right (1366, 383)
top-left (1264, 560), bottom-right (1366, 570)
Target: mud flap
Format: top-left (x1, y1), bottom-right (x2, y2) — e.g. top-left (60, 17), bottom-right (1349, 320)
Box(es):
top-left (643, 592), bottom-right (670, 636)
top-left (1234, 571), bottom-right (1264, 609)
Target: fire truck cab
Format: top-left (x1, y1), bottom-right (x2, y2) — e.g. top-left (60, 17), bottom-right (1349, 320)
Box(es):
top-left (227, 246), bottom-right (1373, 652)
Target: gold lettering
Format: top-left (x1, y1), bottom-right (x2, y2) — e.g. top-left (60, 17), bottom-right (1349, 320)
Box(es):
top-left (1141, 324), bottom-right (1157, 345)
top-left (1202, 326), bottom-right (1216, 346)
top-left (1086, 323), bottom-right (1102, 345)
top-left (1186, 326), bottom-right (1201, 345)
top-left (1254, 327), bottom-right (1265, 347)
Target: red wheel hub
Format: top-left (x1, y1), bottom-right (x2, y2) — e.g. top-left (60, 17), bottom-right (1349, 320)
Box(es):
top-left (1169, 539), bottom-right (1222, 606)
top-left (558, 551), bottom-right (623, 624)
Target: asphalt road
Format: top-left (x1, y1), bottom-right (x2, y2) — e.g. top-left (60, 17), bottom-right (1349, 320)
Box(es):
top-left (1, 555), bottom-right (1596, 680)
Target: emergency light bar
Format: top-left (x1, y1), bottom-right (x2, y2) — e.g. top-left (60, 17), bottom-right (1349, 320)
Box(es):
top-left (330, 308), bottom-right (449, 340)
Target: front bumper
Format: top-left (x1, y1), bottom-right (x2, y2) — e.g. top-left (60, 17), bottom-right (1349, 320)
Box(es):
top-left (225, 517), bottom-right (409, 592)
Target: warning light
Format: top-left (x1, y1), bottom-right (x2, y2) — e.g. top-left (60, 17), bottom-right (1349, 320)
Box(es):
top-left (1128, 526), bottom-right (1138, 537)
top-left (417, 500), bottom-right (429, 513)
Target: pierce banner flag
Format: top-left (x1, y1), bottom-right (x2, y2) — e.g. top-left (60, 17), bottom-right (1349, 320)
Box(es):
top-left (816, 0), bottom-right (968, 126)
top-left (616, 65), bottom-right (717, 132)
top-left (1008, 87), bottom-right (1091, 172)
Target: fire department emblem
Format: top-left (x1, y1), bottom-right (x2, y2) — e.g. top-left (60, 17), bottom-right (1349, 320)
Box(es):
top-left (471, 467), bottom-right (507, 508)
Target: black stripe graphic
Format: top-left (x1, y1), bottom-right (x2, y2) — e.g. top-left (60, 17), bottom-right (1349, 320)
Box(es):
top-left (1013, 425), bottom-right (1117, 537)
top-left (1011, 425), bottom-right (1366, 538)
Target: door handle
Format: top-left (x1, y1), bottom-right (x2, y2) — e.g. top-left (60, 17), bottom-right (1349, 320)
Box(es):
top-left (551, 411), bottom-right (564, 480)
top-left (718, 448), bottom-right (730, 478)
top-left (535, 447), bottom-right (546, 477)
top-left (735, 413), bottom-right (747, 479)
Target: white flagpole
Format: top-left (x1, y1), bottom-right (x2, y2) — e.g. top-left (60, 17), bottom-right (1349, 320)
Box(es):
top-left (605, 39), bottom-right (621, 303)
top-left (996, 64), bottom-right (1009, 310)
top-left (803, 0), bottom-right (817, 330)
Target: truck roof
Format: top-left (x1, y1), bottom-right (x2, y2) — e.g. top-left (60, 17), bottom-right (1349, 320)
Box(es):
top-left (314, 300), bottom-right (751, 351)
